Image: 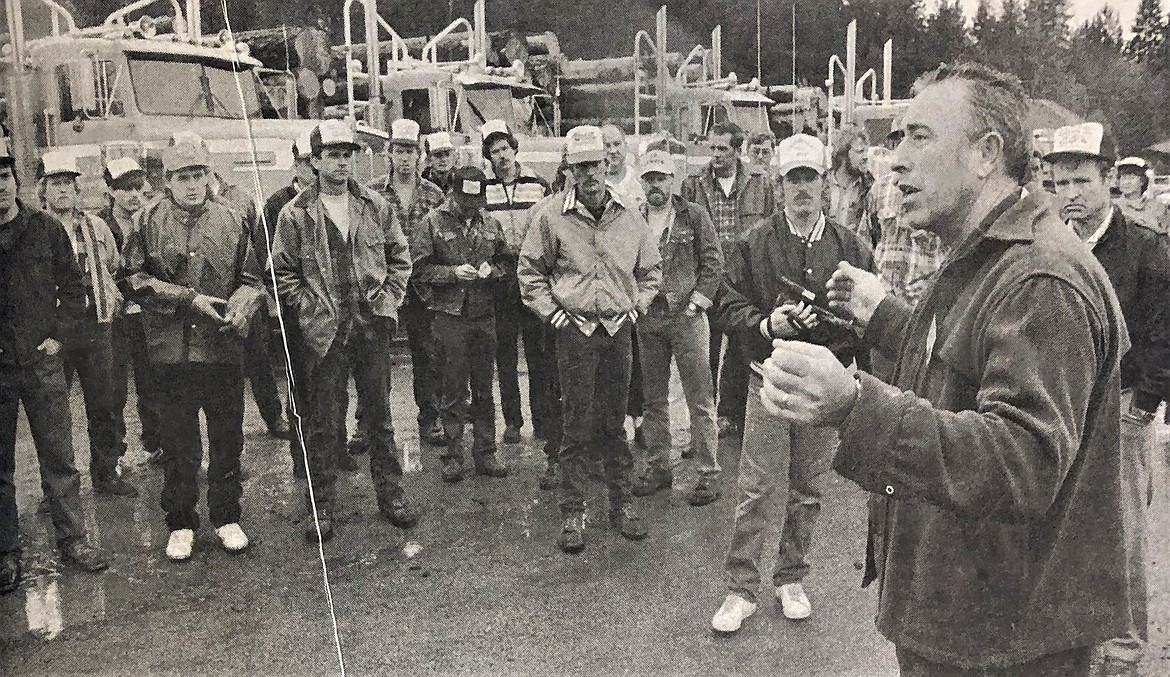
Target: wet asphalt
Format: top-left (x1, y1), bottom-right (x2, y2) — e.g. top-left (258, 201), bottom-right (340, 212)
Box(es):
top-left (1, 359), bottom-right (1168, 676)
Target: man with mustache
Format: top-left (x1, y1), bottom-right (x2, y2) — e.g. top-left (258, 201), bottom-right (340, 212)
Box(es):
top-left (711, 133), bottom-right (873, 633)
top-left (519, 125), bottom-right (661, 554)
top-left (630, 150), bottom-right (724, 507)
top-left (1046, 122), bottom-right (1170, 676)
top-left (761, 63), bottom-right (1136, 676)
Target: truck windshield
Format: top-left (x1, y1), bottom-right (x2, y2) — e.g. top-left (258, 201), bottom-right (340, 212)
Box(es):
top-left (127, 53), bottom-right (262, 119)
top-left (733, 103), bottom-right (770, 135)
top-left (463, 87), bottom-right (516, 130)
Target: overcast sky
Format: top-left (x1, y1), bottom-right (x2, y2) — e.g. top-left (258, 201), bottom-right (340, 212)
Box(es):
top-left (939, 0), bottom-right (1141, 32)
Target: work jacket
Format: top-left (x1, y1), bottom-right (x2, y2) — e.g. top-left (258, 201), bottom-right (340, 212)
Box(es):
top-left (119, 196), bottom-right (263, 366)
top-left (680, 159), bottom-right (774, 242)
top-left (1090, 209), bottom-right (1170, 412)
top-left (640, 195), bottom-right (723, 316)
top-left (268, 179), bottom-right (411, 362)
top-left (833, 189), bottom-right (1137, 668)
top-left (411, 201), bottom-right (512, 319)
top-left (0, 201), bottom-right (86, 367)
top-left (1116, 193), bottom-right (1170, 235)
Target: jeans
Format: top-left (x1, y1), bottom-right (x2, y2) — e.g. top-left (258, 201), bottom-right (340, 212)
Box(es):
top-left (0, 352), bottom-right (87, 555)
top-left (111, 314), bottom-right (162, 453)
top-left (434, 312), bottom-right (497, 462)
top-left (401, 295), bottom-right (439, 429)
top-left (299, 328), bottom-right (404, 509)
top-left (895, 644), bottom-right (1092, 676)
top-left (555, 322), bottom-right (634, 516)
top-left (628, 330), bottom-right (644, 417)
top-left (155, 363), bottom-right (245, 531)
top-left (637, 306), bottom-right (719, 479)
top-left (724, 372), bottom-right (836, 603)
top-left (62, 320), bottom-right (124, 480)
top-left (496, 282), bottom-right (555, 433)
top-left (709, 309), bottom-right (748, 427)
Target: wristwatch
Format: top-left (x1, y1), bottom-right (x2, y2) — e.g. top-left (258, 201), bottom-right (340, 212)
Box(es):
top-left (1123, 404), bottom-right (1156, 425)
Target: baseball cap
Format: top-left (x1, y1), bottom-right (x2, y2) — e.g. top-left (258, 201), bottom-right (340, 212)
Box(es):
top-left (292, 131), bottom-right (314, 160)
top-left (39, 150), bottom-right (82, 180)
top-left (1116, 156), bottom-right (1148, 173)
top-left (0, 137), bottom-right (13, 168)
top-left (310, 120), bottom-right (361, 154)
top-left (170, 130), bottom-right (206, 148)
top-left (776, 133), bottom-right (828, 176)
top-left (482, 119), bottom-right (512, 143)
top-left (451, 165), bottom-right (488, 206)
top-left (425, 132), bottom-right (454, 154)
top-left (638, 150), bottom-right (675, 178)
top-left (104, 157), bottom-right (146, 184)
top-left (1044, 122), bottom-right (1116, 163)
top-left (564, 125), bottom-right (605, 165)
top-left (390, 119), bottom-right (421, 147)
top-left (163, 141), bottom-right (211, 174)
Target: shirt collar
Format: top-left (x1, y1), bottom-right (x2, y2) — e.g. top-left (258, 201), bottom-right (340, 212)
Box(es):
top-left (1085, 207), bottom-right (1115, 248)
top-left (783, 210), bottom-right (826, 243)
top-left (562, 185), bottom-right (622, 215)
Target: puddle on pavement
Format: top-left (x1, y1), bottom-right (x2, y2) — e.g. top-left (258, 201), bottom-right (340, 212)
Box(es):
top-left (24, 577), bottom-right (64, 640)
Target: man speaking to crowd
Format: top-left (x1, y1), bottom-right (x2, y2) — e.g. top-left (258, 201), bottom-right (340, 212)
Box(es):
top-left (755, 62), bottom-right (1140, 675)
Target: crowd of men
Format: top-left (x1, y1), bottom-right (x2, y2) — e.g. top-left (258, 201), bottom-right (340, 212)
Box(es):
top-left (1, 57), bottom-right (1168, 676)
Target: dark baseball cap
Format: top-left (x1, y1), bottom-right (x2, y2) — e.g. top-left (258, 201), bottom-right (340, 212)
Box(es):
top-left (452, 165), bottom-right (488, 206)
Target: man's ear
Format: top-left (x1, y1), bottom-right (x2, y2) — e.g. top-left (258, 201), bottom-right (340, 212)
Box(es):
top-left (970, 130), bottom-right (1005, 181)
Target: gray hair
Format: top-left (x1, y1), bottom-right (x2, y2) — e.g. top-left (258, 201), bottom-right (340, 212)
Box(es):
top-left (912, 62), bottom-right (1030, 184)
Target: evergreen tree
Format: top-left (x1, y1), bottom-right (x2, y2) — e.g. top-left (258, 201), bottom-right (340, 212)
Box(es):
top-left (921, 0), bottom-right (970, 68)
top-left (1126, 0), bottom-right (1166, 63)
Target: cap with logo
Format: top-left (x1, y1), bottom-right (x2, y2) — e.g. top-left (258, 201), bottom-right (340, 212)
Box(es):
top-left (451, 165), bottom-right (488, 206)
top-left (105, 157), bottom-right (146, 184)
top-left (39, 150), bottom-right (82, 180)
top-left (310, 120), bottom-right (361, 155)
top-left (163, 142), bottom-right (211, 174)
top-left (776, 133), bottom-right (828, 176)
top-left (390, 119), bottom-right (421, 147)
top-left (1044, 122), bottom-right (1116, 163)
top-left (425, 132), bottom-right (454, 155)
top-left (1116, 156), bottom-right (1149, 174)
top-left (564, 125), bottom-right (606, 165)
top-left (638, 150), bottom-right (676, 178)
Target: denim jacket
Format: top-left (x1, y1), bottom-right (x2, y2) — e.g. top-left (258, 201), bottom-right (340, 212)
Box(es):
top-left (411, 202), bottom-right (512, 319)
top-left (641, 195), bottom-right (723, 315)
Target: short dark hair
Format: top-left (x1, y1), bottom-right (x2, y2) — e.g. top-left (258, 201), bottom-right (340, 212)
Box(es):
top-left (748, 132), bottom-right (775, 147)
top-left (1117, 164), bottom-right (1150, 193)
top-left (710, 122), bottom-right (745, 150)
top-left (482, 132), bottom-right (518, 161)
top-left (912, 62), bottom-right (1030, 184)
top-left (106, 172), bottom-right (147, 192)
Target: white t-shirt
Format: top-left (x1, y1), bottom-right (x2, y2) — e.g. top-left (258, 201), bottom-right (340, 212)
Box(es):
top-left (646, 203), bottom-right (673, 245)
top-left (320, 193), bottom-right (350, 240)
top-left (717, 171), bottom-right (736, 198)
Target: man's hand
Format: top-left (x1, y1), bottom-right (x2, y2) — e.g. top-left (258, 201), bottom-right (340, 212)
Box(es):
top-left (36, 338), bottom-right (62, 357)
top-left (218, 307), bottom-right (251, 339)
top-left (684, 301), bottom-right (701, 317)
top-left (454, 264), bottom-right (480, 281)
top-left (826, 262), bottom-right (888, 329)
top-left (758, 340), bottom-right (859, 427)
top-left (549, 309), bottom-right (571, 329)
top-left (191, 294), bottom-right (227, 324)
top-left (768, 303), bottom-right (818, 339)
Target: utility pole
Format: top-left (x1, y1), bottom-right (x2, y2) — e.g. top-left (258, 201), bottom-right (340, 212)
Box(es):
top-left (4, 0), bottom-right (37, 199)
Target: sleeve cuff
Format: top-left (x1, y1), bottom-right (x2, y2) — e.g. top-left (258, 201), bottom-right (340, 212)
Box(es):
top-left (690, 291), bottom-right (713, 310)
top-left (833, 371), bottom-right (907, 496)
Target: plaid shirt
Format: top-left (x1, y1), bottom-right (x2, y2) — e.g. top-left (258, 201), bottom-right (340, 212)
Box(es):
top-left (873, 213), bottom-right (944, 307)
top-left (709, 187), bottom-right (739, 241)
top-left (368, 175), bottom-right (446, 241)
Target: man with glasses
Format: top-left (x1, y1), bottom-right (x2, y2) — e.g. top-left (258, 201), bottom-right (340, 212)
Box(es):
top-left (681, 122), bottom-right (775, 439)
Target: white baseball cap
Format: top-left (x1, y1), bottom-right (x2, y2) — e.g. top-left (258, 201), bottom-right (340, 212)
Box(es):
top-left (425, 132), bottom-right (454, 154)
top-left (293, 131), bottom-right (314, 160)
top-left (482, 119), bottom-right (512, 141)
top-left (170, 130), bottom-right (206, 148)
top-left (390, 119), bottom-right (421, 147)
top-left (776, 133), bottom-right (828, 176)
top-left (40, 150), bottom-right (82, 179)
top-left (105, 157), bottom-right (146, 183)
top-left (638, 150), bottom-right (675, 177)
top-left (565, 125), bottom-right (605, 165)
top-left (163, 142), bottom-right (211, 174)
top-left (1116, 156), bottom-right (1148, 171)
top-left (1045, 122), bottom-right (1116, 163)
top-left (310, 120), bottom-right (361, 154)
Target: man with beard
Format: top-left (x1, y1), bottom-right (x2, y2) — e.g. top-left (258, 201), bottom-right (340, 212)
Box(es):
top-left (766, 63), bottom-right (1136, 676)
top-left (519, 125), bottom-right (661, 554)
top-left (711, 134), bottom-right (873, 633)
top-left (629, 151), bottom-right (724, 507)
top-left (422, 132), bottom-right (458, 194)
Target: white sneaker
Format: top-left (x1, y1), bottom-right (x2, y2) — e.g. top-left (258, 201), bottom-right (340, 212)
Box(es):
top-left (215, 523), bottom-right (249, 554)
top-left (777, 583), bottom-right (811, 620)
top-left (711, 593), bottom-right (757, 633)
top-left (166, 529), bottom-right (194, 561)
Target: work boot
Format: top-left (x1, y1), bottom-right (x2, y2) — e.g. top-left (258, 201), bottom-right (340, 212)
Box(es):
top-left (421, 421), bottom-right (446, 446)
top-left (557, 514), bottom-right (586, 554)
top-left (632, 466), bottom-right (672, 497)
top-left (474, 453), bottom-right (509, 478)
top-left (440, 458), bottom-right (464, 484)
top-left (93, 474), bottom-right (138, 497)
top-left (609, 503), bottom-right (647, 541)
top-left (304, 508), bottom-right (334, 544)
top-left (268, 418), bottom-right (292, 440)
top-left (60, 540), bottom-right (110, 573)
top-left (685, 476), bottom-right (720, 507)
top-left (503, 424), bottom-right (522, 444)
top-left (0, 554), bottom-right (22, 595)
top-left (539, 462), bottom-right (560, 491)
top-left (379, 496), bottom-right (419, 529)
